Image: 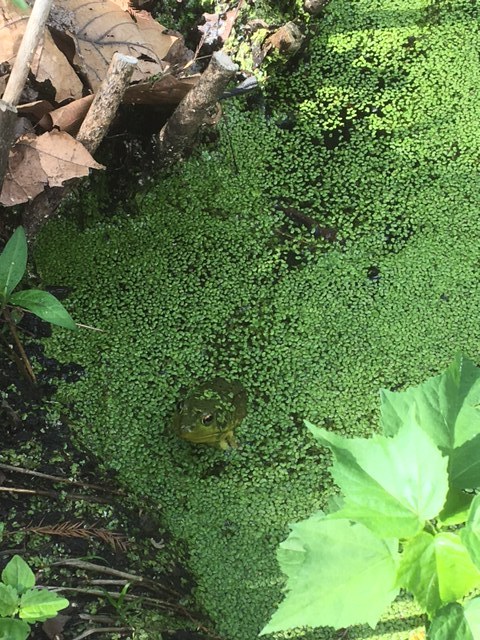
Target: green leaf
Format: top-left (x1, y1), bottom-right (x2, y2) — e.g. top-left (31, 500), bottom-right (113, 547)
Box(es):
top-left (428, 599), bottom-right (480, 640)
top-left (260, 513), bottom-right (399, 634)
top-left (460, 495), bottom-right (480, 569)
top-left (464, 598), bottom-right (480, 639)
top-left (0, 227), bottom-right (27, 302)
top-left (397, 532), bottom-right (480, 618)
top-left (10, 290), bottom-right (77, 330)
top-left (0, 618), bottom-right (30, 640)
top-left (449, 434), bottom-right (480, 490)
top-left (19, 588), bottom-right (69, 622)
top-left (2, 556), bottom-right (35, 594)
top-left (0, 583), bottom-right (19, 616)
top-left (305, 418), bottom-right (449, 538)
top-left (437, 488), bottom-right (472, 526)
top-left (380, 355), bottom-right (480, 450)
top-left (428, 603), bottom-right (473, 640)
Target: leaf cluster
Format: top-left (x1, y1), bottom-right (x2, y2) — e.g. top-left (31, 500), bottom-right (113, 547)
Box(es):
top-left (264, 356), bottom-right (480, 639)
top-left (0, 555), bottom-right (69, 640)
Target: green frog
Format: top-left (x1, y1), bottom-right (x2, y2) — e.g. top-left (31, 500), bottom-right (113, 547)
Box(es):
top-left (173, 378), bottom-right (247, 450)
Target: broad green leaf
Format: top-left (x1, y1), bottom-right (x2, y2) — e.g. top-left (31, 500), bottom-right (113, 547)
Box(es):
top-left (305, 418), bottom-right (448, 538)
top-left (461, 495), bottom-right (480, 568)
top-left (437, 489), bottom-right (472, 526)
top-left (0, 583), bottom-right (18, 616)
top-left (0, 618), bottom-right (30, 640)
top-left (0, 227), bottom-right (27, 302)
top-left (260, 514), bottom-right (399, 634)
top-left (19, 588), bottom-right (69, 622)
top-left (428, 603), bottom-right (473, 640)
top-left (380, 355), bottom-right (480, 450)
top-left (397, 532), bottom-right (480, 618)
top-left (2, 556), bottom-right (35, 594)
top-left (464, 598), bottom-right (480, 638)
top-left (10, 290), bottom-right (77, 330)
top-left (449, 434), bottom-right (480, 490)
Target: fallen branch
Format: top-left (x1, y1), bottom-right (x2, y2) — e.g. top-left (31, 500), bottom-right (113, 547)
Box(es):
top-left (0, 0), bottom-right (54, 188)
top-left (23, 53), bottom-right (138, 238)
top-left (51, 559), bottom-right (178, 597)
top-left (157, 50), bottom-right (238, 167)
top-left (72, 627), bottom-right (131, 640)
top-left (0, 486), bottom-right (111, 504)
top-left (0, 462), bottom-right (125, 494)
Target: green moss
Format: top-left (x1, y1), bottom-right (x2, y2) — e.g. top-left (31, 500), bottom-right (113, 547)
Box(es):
top-left (35, 0), bottom-right (480, 638)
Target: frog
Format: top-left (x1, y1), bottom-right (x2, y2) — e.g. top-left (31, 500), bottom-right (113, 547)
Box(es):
top-left (173, 378), bottom-right (247, 450)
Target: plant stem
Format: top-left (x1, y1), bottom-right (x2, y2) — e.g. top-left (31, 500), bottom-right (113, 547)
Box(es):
top-left (3, 308), bottom-right (36, 383)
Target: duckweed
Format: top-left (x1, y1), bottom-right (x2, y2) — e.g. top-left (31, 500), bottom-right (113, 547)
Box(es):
top-left (35, 0), bottom-right (480, 637)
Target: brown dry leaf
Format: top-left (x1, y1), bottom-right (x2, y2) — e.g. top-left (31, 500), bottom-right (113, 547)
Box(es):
top-left (198, 9), bottom-right (239, 46)
top-left (0, 0), bottom-right (83, 102)
top-left (123, 73), bottom-right (197, 105)
top-left (39, 95), bottom-right (95, 134)
top-left (48, 0), bottom-right (177, 93)
top-left (17, 100), bottom-right (55, 123)
top-left (43, 614), bottom-right (70, 640)
top-left (0, 131), bottom-right (104, 206)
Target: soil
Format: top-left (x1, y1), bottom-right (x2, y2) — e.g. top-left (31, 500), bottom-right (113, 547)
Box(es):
top-left (0, 315), bottom-right (217, 640)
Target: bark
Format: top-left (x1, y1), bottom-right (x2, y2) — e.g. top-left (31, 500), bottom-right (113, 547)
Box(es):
top-left (0, 0), bottom-right (54, 190)
top-left (23, 53), bottom-right (138, 239)
top-left (157, 50), bottom-right (238, 166)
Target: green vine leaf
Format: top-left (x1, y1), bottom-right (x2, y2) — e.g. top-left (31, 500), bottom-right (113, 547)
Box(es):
top-left (397, 532), bottom-right (480, 618)
top-left (460, 495), bottom-right (480, 569)
top-left (428, 598), bottom-right (480, 640)
top-left (260, 513), bottom-right (399, 634)
top-left (305, 418), bottom-right (449, 538)
top-left (0, 227), bottom-right (27, 303)
top-left (437, 488), bottom-right (472, 527)
top-left (380, 354), bottom-right (480, 451)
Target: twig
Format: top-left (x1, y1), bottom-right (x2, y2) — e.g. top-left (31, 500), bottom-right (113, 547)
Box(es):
top-left (72, 627), bottom-right (131, 640)
top-left (0, 463), bottom-right (125, 494)
top-left (51, 559), bottom-right (178, 597)
top-left (3, 308), bottom-right (36, 383)
top-left (0, 487), bottom-right (111, 504)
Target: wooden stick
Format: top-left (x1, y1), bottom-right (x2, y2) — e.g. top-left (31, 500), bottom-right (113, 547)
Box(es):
top-left (0, 0), bottom-right (54, 189)
top-left (23, 53), bottom-right (138, 239)
top-left (0, 462), bottom-right (125, 494)
top-left (157, 50), bottom-right (238, 166)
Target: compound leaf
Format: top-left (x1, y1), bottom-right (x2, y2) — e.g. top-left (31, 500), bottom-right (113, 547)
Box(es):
top-left (19, 588), bottom-right (69, 622)
top-left (397, 532), bottom-right (480, 618)
top-left (380, 355), bottom-right (480, 451)
top-left (261, 514), bottom-right (399, 634)
top-left (305, 418), bottom-right (448, 538)
top-left (10, 289), bottom-right (77, 330)
top-left (2, 556), bottom-right (35, 594)
top-left (0, 227), bottom-right (27, 302)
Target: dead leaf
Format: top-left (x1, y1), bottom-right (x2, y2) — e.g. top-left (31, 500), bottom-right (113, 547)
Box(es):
top-left (0, 0), bottom-right (83, 102)
top-left (198, 9), bottom-right (238, 46)
top-left (43, 614), bottom-right (70, 640)
top-left (38, 95), bottom-right (94, 134)
top-left (0, 131), bottom-right (104, 206)
top-left (123, 73), bottom-right (197, 105)
top-left (48, 0), bottom-right (175, 93)
top-left (17, 100), bottom-right (54, 123)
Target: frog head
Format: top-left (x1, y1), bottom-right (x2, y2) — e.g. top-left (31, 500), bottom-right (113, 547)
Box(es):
top-left (173, 378), bottom-right (247, 450)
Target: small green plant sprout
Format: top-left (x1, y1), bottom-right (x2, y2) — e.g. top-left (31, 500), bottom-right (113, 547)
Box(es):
top-left (0, 555), bottom-right (69, 640)
top-left (0, 226), bottom-right (76, 382)
top-left (262, 355), bottom-right (480, 639)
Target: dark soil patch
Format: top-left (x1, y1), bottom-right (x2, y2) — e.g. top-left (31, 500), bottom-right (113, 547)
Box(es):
top-left (0, 324), bottom-right (219, 640)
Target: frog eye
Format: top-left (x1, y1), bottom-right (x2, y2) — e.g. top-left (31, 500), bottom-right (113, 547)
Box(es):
top-left (202, 413), bottom-right (214, 425)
